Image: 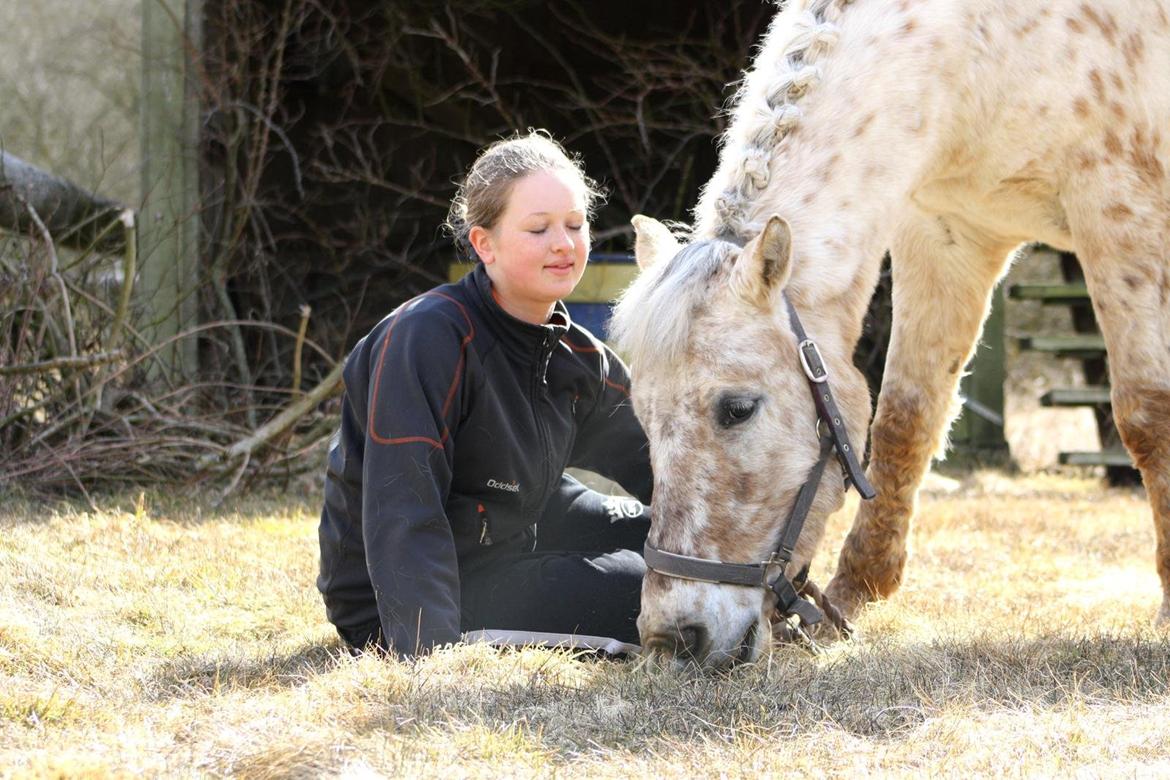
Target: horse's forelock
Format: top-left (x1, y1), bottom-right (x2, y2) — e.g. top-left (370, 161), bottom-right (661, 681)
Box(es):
top-left (610, 240), bottom-right (733, 375)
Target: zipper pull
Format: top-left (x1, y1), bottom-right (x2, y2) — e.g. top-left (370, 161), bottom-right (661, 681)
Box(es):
top-left (477, 503), bottom-right (493, 546)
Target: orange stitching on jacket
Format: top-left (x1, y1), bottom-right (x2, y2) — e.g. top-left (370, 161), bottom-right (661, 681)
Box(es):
top-left (368, 292), bottom-right (475, 447)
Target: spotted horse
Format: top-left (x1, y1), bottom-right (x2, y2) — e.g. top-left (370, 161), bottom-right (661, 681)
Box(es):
top-left (612, 0), bottom-right (1170, 668)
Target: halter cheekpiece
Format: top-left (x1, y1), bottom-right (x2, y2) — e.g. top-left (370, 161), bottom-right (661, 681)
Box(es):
top-left (643, 292), bottom-right (877, 631)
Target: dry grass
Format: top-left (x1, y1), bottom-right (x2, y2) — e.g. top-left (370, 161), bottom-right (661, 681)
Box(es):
top-left (2, 473), bottom-right (1169, 778)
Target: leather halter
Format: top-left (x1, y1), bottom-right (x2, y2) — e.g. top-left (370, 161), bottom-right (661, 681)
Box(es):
top-left (643, 293), bottom-right (877, 628)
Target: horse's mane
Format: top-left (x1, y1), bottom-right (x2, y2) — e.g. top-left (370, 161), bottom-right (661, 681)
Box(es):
top-left (609, 240), bottom-right (733, 374)
top-left (613, 1), bottom-right (855, 371)
top-left (700, 0), bottom-right (853, 240)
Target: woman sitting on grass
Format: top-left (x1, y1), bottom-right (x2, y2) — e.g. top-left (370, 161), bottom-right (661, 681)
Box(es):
top-left (317, 131), bottom-right (653, 657)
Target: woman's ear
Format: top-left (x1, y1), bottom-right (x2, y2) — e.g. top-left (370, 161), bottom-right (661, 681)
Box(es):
top-left (469, 225), bottom-right (495, 264)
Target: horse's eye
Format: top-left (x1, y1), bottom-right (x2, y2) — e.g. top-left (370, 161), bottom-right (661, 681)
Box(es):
top-left (718, 396), bottom-right (759, 428)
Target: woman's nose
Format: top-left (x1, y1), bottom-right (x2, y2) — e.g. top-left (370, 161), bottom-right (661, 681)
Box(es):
top-left (552, 227), bottom-right (575, 252)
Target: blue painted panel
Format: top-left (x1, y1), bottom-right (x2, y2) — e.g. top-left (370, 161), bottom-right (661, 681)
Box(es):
top-left (566, 302), bottom-right (614, 341)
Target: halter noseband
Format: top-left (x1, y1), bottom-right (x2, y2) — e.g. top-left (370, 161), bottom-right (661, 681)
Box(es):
top-left (643, 293), bottom-right (877, 629)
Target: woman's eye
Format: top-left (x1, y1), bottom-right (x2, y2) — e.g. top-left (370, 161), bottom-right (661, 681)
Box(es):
top-left (717, 397), bottom-right (759, 428)
top-left (568, 224), bottom-right (583, 232)
top-left (528, 228), bottom-right (547, 235)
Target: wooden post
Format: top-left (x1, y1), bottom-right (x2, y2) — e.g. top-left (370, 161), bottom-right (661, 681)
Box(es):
top-left (139, 0), bottom-right (202, 379)
top-left (951, 284), bottom-right (1010, 462)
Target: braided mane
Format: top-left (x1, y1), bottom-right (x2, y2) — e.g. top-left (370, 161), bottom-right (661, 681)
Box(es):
top-left (702, 0), bottom-right (855, 241)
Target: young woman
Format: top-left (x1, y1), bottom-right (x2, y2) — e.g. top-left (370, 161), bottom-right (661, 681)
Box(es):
top-left (317, 132), bottom-right (653, 657)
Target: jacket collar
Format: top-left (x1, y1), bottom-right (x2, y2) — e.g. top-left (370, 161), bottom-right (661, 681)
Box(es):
top-left (468, 262), bottom-right (571, 361)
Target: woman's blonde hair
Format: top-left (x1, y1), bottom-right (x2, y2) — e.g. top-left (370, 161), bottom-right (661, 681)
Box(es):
top-left (445, 130), bottom-right (604, 258)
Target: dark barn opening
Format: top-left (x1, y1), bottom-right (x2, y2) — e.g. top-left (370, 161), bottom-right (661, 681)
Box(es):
top-left (198, 0), bottom-right (776, 384)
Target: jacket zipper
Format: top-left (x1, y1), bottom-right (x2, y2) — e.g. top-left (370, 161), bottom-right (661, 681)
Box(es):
top-left (477, 503), bottom-right (493, 546)
top-left (531, 333), bottom-right (557, 536)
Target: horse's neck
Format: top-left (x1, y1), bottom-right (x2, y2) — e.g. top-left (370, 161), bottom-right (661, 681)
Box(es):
top-left (697, 0), bottom-right (959, 326)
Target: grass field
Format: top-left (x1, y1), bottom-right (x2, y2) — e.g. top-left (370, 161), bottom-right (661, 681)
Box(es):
top-left (3, 473), bottom-right (1169, 778)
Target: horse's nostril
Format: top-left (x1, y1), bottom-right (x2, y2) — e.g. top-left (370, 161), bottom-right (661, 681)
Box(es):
top-left (642, 623), bottom-right (709, 662)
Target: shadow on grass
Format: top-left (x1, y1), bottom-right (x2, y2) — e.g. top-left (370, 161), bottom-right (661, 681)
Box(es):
top-left (345, 631), bottom-right (1170, 751)
top-left (152, 641), bottom-right (346, 697)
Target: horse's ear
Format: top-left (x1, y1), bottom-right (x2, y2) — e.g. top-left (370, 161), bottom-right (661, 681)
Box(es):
top-left (732, 215), bottom-right (792, 305)
top-left (631, 214), bottom-right (680, 271)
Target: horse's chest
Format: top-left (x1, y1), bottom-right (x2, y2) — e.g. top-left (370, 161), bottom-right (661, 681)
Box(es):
top-left (911, 171), bottom-right (1073, 250)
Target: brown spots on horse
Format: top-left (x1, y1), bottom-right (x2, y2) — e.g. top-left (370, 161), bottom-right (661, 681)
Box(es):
top-left (801, 192), bottom-right (816, 207)
top-left (1074, 150), bottom-right (1097, 170)
top-left (839, 199), bottom-right (852, 211)
top-left (834, 391), bottom-right (934, 600)
top-left (902, 18), bottom-right (918, 35)
top-left (862, 162), bottom-right (885, 181)
top-left (655, 408), bottom-right (682, 434)
top-left (1121, 32), bottom-right (1146, 72)
top-left (1124, 274), bottom-right (1143, 291)
top-left (1113, 388), bottom-right (1170, 474)
top-left (1085, 6), bottom-right (1113, 41)
top-left (1088, 69), bottom-right (1106, 102)
top-left (1128, 127), bottom-right (1166, 186)
top-left (1158, 5), bottom-right (1170, 30)
top-left (1081, 4), bottom-right (1119, 43)
top-left (948, 359), bottom-right (961, 374)
top-left (1109, 71), bottom-right (1124, 92)
top-left (1063, 4), bottom-right (1118, 41)
top-left (1014, 17), bottom-right (1040, 38)
top-left (640, 570), bottom-right (677, 602)
top-left (1109, 102), bottom-right (1127, 122)
top-left (729, 464), bottom-right (756, 507)
top-left (705, 475), bottom-right (757, 561)
top-left (1104, 130), bottom-right (1124, 157)
top-left (1073, 97), bottom-right (1091, 119)
top-left (1036, 104), bottom-right (1050, 118)
top-left (817, 153), bottom-right (841, 184)
top-left (851, 112), bottom-right (876, 139)
top-left (1104, 203), bottom-right (1134, 221)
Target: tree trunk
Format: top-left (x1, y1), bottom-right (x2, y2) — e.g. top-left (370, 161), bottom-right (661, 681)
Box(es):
top-left (0, 150), bottom-right (126, 254)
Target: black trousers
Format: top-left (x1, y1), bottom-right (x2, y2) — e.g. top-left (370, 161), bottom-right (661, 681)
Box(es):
top-left (459, 474), bottom-right (651, 645)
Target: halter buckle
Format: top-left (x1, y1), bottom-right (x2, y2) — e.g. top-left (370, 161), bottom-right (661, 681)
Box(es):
top-left (798, 339), bottom-right (829, 384)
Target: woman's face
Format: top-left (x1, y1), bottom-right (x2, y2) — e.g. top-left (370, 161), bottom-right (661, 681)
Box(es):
top-left (470, 169), bottom-right (589, 324)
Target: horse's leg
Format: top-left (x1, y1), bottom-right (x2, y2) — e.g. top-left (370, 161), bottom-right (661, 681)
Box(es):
top-left (1064, 201), bottom-right (1170, 626)
top-left (827, 212), bottom-right (1014, 617)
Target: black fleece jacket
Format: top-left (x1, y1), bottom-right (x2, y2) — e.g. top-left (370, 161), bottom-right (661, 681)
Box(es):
top-left (317, 262), bottom-right (653, 655)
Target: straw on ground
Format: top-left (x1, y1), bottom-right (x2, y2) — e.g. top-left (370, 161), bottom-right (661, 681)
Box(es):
top-left (2, 473), bottom-right (1169, 777)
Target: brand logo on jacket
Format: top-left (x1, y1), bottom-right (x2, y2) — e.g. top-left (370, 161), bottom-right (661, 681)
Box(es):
top-left (487, 478), bottom-right (520, 493)
top-left (603, 496), bottom-right (645, 522)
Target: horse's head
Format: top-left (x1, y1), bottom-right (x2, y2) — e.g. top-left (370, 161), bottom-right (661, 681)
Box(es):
top-left (612, 214), bottom-right (872, 669)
